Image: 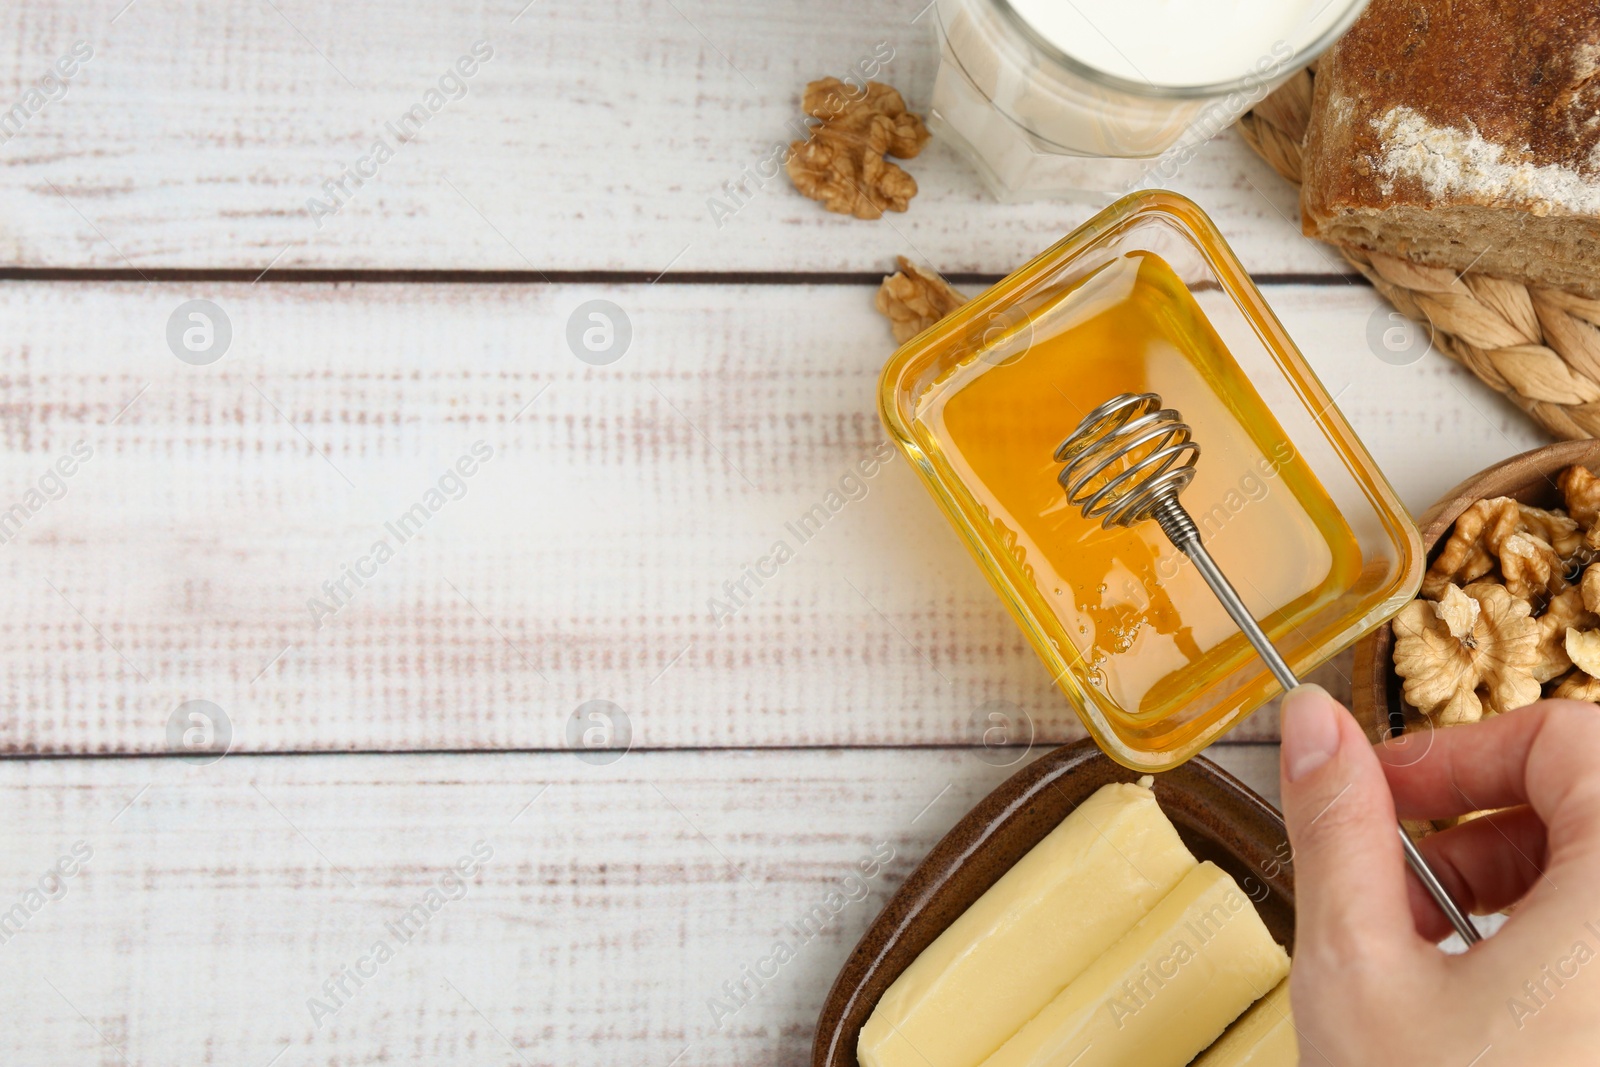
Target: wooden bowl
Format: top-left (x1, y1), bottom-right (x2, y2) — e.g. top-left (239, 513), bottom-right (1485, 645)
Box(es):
top-left (811, 738), bottom-right (1293, 1067)
top-left (1351, 440), bottom-right (1600, 741)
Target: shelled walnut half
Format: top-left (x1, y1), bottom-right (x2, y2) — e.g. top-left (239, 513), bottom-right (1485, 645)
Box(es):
top-left (875, 257), bottom-right (968, 343)
top-left (1551, 612), bottom-right (1600, 700)
top-left (1396, 468), bottom-right (1600, 727)
top-left (1392, 583), bottom-right (1540, 725)
top-left (786, 78), bottom-right (930, 220)
top-left (1421, 497), bottom-right (1577, 600)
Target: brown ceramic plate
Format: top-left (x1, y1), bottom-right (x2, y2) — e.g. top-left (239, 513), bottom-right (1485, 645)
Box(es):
top-left (1351, 440), bottom-right (1600, 739)
top-left (812, 738), bottom-right (1293, 1067)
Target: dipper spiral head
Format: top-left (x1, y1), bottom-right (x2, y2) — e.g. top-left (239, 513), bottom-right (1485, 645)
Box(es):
top-left (1054, 392), bottom-right (1199, 530)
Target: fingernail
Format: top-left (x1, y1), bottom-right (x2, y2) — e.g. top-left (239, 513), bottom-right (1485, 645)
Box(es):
top-left (1281, 683), bottom-right (1342, 782)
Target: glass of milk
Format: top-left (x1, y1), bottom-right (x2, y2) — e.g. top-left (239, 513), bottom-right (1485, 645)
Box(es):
top-left (931, 0), bottom-right (1368, 201)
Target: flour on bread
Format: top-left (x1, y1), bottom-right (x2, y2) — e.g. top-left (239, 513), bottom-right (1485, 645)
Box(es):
top-left (1370, 105), bottom-right (1600, 217)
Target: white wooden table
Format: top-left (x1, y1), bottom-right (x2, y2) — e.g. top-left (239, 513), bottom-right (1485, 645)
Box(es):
top-left (0, 2), bottom-right (1549, 1064)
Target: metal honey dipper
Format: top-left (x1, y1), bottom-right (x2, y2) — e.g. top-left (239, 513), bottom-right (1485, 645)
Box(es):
top-left (1055, 392), bottom-right (1482, 945)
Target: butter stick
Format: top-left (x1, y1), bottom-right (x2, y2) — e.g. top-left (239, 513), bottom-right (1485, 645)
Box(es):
top-left (859, 780), bottom-right (1198, 1067)
top-left (979, 862), bottom-right (1291, 1067)
top-left (1193, 979), bottom-right (1298, 1066)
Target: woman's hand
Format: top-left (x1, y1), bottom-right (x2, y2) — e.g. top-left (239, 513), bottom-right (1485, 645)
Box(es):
top-left (1279, 685), bottom-right (1600, 1065)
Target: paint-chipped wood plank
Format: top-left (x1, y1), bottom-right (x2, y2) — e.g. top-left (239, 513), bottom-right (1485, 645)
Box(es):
top-left (0, 743), bottom-right (1281, 1066)
top-left (3, 0), bottom-right (1326, 275)
top-left (0, 281), bottom-right (1544, 754)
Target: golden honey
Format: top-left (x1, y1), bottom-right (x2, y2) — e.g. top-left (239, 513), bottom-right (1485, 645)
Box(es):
top-left (922, 247), bottom-right (1361, 733)
top-left (880, 192), bottom-right (1422, 769)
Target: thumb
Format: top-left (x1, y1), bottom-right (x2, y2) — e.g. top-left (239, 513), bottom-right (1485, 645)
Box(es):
top-left (1279, 684), bottom-right (1416, 959)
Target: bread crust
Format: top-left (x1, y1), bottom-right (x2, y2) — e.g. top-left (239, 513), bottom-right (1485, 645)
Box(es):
top-left (1302, 0), bottom-right (1600, 294)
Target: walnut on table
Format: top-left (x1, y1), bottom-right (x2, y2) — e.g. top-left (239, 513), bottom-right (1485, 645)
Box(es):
top-left (875, 257), bottom-right (968, 343)
top-left (786, 78), bottom-right (930, 220)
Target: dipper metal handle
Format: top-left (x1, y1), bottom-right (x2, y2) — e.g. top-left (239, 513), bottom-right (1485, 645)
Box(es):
top-left (1055, 392), bottom-right (1481, 946)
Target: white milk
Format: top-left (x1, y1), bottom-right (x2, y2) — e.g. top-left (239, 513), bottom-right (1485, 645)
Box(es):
top-left (928, 0), bottom-right (1367, 199)
top-left (1006, 0), bottom-right (1320, 87)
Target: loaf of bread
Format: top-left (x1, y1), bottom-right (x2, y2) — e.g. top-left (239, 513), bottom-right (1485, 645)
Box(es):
top-left (1301, 0), bottom-right (1600, 297)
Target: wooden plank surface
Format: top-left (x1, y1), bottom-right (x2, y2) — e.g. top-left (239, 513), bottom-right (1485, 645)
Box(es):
top-left (0, 3), bottom-right (1544, 1063)
top-left (0, 744), bottom-right (1280, 1066)
top-left (2, 0), bottom-right (1324, 275)
top-left (0, 279), bottom-right (1546, 754)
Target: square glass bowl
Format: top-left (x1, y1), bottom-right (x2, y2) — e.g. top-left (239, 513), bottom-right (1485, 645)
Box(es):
top-left (880, 190), bottom-right (1422, 770)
